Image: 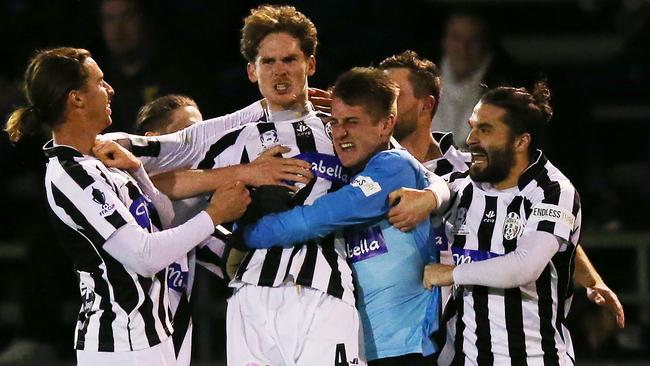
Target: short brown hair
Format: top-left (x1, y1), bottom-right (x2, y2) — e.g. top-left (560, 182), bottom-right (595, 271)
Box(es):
top-left (331, 67), bottom-right (399, 121)
top-left (135, 94), bottom-right (198, 134)
top-left (5, 47), bottom-right (91, 142)
top-left (240, 5), bottom-right (317, 63)
top-left (379, 50), bottom-right (441, 116)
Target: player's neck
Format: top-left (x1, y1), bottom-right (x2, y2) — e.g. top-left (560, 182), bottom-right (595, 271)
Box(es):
top-left (52, 122), bottom-right (96, 155)
top-left (399, 126), bottom-right (442, 164)
top-left (262, 98), bottom-right (312, 122)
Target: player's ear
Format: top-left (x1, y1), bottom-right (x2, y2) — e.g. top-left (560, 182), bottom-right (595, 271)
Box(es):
top-left (68, 89), bottom-right (84, 108)
top-left (247, 63), bottom-right (258, 83)
top-left (381, 114), bottom-right (397, 139)
top-left (306, 55), bottom-right (316, 77)
top-left (515, 133), bottom-right (531, 152)
top-left (420, 95), bottom-right (435, 115)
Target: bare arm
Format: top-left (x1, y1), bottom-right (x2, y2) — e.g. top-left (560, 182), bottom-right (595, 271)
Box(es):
top-left (149, 145), bottom-right (314, 200)
top-left (574, 245), bottom-right (625, 328)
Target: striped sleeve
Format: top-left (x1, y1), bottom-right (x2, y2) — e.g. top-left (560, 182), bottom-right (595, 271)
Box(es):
top-left (47, 161), bottom-right (136, 246)
top-left (525, 180), bottom-right (579, 242)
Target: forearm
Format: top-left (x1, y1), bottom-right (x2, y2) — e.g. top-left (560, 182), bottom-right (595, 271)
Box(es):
top-left (453, 231), bottom-right (559, 288)
top-left (151, 166), bottom-right (251, 200)
top-left (104, 211), bottom-right (215, 277)
top-left (573, 244), bottom-right (603, 287)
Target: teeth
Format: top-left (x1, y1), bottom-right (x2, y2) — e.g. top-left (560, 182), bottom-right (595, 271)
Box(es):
top-left (341, 143), bottom-right (353, 149)
top-left (275, 83), bottom-right (288, 91)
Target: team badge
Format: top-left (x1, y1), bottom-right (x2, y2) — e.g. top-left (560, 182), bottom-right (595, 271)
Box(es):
top-left (325, 121), bottom-right (333, 140)
top-left (92, 186), bottom-right (115, 216)
top-left (259, 129), bottom-right (279, 149)
top-left (503, 212), bottom-right (523, 240)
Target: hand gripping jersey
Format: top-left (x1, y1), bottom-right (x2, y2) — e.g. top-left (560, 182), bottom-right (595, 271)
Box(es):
top-left (438, 150), bottom-right (582, 365)
top-left (244, 149), bottom-right (442, 360)
top-left (112, 103), bottom-right (356, 306)
top-left (43, 142), bottom-right (172, 352)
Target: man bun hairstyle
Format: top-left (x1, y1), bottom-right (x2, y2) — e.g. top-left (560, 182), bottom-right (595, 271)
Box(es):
top-left (480, 80), bottom-right (553, 154)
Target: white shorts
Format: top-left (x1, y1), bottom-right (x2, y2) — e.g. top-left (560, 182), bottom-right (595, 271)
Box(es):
top-left (76, 336), bottom-right (176, 366)
top-left (227, 283), bottom-right (366, 366)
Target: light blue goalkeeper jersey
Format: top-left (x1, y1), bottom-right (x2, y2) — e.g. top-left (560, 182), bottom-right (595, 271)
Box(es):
top-left (244, 148), bottom-right (441, 360)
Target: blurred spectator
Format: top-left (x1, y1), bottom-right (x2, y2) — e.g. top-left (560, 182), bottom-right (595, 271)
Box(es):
top-left (432, 8), bottom-right (530, 148)
top-left (97, 0), bottom-right (174, 133)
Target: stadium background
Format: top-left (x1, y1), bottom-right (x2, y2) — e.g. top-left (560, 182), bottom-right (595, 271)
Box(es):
top-left (0, 0), bottom-right (648, 364)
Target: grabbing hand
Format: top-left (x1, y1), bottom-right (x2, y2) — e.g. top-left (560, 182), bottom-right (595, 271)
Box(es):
top-left (423, 263), bottom-right (455, 290)
top-left (92, 140), bottom-right (142, 172)
top-left (244, 145), bottom-right (314, 192)
top-left (587, 282), bottom-right (625, 328)
top-left (205, 181), bottom-right (251, 224)
top-left (388, 188), bottom-right (437, 232)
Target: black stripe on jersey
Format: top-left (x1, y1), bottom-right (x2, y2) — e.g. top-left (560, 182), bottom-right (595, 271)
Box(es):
top-left (197, 128), bottom-right (244, 169)
top-left (295, 242), bottom-right (318, 287)
top-left (51, 184), bottom-right (116, 350)
top-left (449, 170), bottom-right (470, 183)
top-left (132, 140), bottom-right (161, 157)
top-left (136, 275), bottom-right (162, 347)
top-left (453, 183), bottom-right (474, 249)
top-left (474, 196), bottom-right (497, 364)
top-left (156, 271), bottom-right (171, 335)
top-left (101, 251), bottom-right (140, 314)
top-left (433, 159), bottom-right (454, 176)
top-left (536, 171), bottom-right (561, 234)
top-left (235, 249), bottom-right (255, 280)
top-left (283, 245), bottom-right (303, 284)
top-left (59, 158), bottom-right (95, 189)
top-left (196, 245), bottom-right (223, 267)
top-left (172, 292), bottom-right (191, 356)
top-left (477, 196), bottom-right (497, 252)
top-left (95, 166), bottom-right (119, 193)
top-left (292, 121), bottom-right (317, 152)
top-left (104, 210), bottom-right (128, 231)
top-left (503, 196), bottom-right (527, 363)
top-left (241, 147), bottom-right (250, 164)
top-left (258, 247), bottom-right (284, 286)
top-left (452, 289), bottom-right (466, 366)
top-left (536, 267), bottom-right (559, 365)
top-left (473, 286), bottom-right (493, 365)
top-left (320, 235), bottom-right (344, 300)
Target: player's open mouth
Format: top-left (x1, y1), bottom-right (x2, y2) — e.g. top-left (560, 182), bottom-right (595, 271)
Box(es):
top-left (275, 82), bottom-right (290, 92)
top-left (339, 142), bottom-right (354, 150)
top-left (471, 152), bottom-right (487, 165)
top-left (106, 103), bottom-right (112, 115)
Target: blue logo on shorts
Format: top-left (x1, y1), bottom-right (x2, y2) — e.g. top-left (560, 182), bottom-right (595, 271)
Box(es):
top-left (344, 225), bottom-right (388, 263)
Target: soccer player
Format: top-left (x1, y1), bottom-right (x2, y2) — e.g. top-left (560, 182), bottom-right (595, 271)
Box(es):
top-left (243, 67), bottom-right (450, 365)
top-left (423, 82), bottom-right (581, 365)
top-left (4, 47), bottom-right (250, 365)
top-left (99, 6), bottom-right (365, 365)
top-left (379, 50), bottom-right (624, 329)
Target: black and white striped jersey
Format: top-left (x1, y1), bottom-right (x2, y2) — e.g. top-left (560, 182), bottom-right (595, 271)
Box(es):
top-left (43, 142), bottom-right (172, 352)
top-left (423, 131), bottom-right (471, 177)
top-left (439, 150), bottom-right (582, 365)
top-left (122, 104), bottom-right (356, 306)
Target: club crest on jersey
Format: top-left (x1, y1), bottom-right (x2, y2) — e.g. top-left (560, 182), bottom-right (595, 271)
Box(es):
top-left (325, 121), bottom-right (333, 140)
top-left (92, 187), bottom-right (116, 216)
top-left (259, 129), bottom-right (279, 149)
top-left (451, 207), bottom-right (469, 235)
top-left (503, 212), bottom-right (523, 240)
top-left (344, 225), bottom-right (388, 263)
